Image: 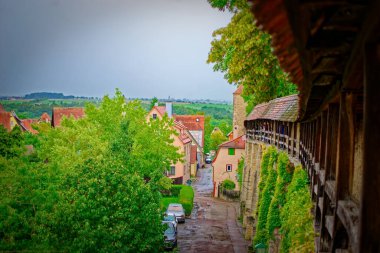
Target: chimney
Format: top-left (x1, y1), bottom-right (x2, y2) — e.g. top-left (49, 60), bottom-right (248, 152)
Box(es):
top-left (166, 102), bottom-right (172, 118)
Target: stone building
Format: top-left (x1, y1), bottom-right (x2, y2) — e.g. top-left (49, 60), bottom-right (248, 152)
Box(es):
top-left (232, 85), bottom-right (247, 139)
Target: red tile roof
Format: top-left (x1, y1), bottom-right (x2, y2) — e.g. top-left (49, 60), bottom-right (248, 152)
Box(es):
top-left (246, 94), bottom-right (298, 122)
top-left (174, 115), bottom-right (205, 131)
top-left (233, 85), bottom-right (243, 95)
top-left (21, 119), bottom-right (39, 134)
top-left (52, 107), bottom-right (85, 127)
top-left (219, 135), bottom-right (246, 149)
top-left (154, 106), bottom-right (167, 116)
top-left (190, 145), bottom-right (197, 164)
top-left (40, 112), bottom-right (51, 123)
top-left (174, 121), bottom-right (192, 144)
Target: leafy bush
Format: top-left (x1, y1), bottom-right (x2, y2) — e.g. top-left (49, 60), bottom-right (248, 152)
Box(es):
top-left (280, 166), bottom-right (314, 253)
top-left (254, 147), bottom-right (278, 246)
top-left (170, 185), bottom-right (182, 197)
top-left (222, 179), bottom-right (236, 190)
top-left (178, 186), bottom-right (194, 216)
top-left (266, 152), bottom-right (294, 239)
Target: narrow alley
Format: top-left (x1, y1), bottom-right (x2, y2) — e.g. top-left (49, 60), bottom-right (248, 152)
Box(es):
top-left (177, 165), bottom-right (249, 253)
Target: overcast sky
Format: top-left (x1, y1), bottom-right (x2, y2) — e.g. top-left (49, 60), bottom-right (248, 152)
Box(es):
top-left (0, 0), bottom-right (236, 100)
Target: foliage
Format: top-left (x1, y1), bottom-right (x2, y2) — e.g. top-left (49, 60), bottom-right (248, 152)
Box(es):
top-left (252, 147), bottom-right (313, 252)
top-left (0, 126), bottom-right (24, 158)
top-left (160, 185), bottom-right (194, 216)
top-left (207, 1), bottom-right (297, 113)
top-left (254, 147), bottom-right (278, 246)
top-left (237, 157), bottom-right (244, 189)
top-left (280, 166), bottom-right (314, 253)
top-left (40, 158), bottom-right (164, 252)
top-left (222, 179), bottom-right (236, 190)
top-left (149, 97), bottom-right (158, 110)
top-left (210, 129), bottom-right (228, 151)
top-left (178, 186), bottom-right (195, 216)
top-left (160, 197), bottom-right (179, 211)
top-left (207, 0), bottom-right (248, 12)
top-left (203, 115), bottom-right (212, 153)
top-left (266, 152), bottom-right (294, 239)
top-left (0, 90), bottom-right (182, 252)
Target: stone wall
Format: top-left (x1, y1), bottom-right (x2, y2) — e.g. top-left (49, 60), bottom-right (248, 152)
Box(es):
top-left (240, 141), bottom-right (262, 240)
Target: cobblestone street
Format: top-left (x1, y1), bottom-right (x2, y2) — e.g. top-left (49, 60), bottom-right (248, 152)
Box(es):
top-left (177, 166), bottom-right (249, 253)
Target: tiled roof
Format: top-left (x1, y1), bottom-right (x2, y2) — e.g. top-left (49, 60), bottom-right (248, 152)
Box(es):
top-left (174, 115), bottom-right (205, 131)
top-left (40, 112), bottom-right (51, 123)
top-left (174, 121), bottom-right (192, 144)
top-left (0, 111), bottom-right (12, 131)
top-left (154, 106), bottom-right (167, 116)
top-left (219, 135), bottom-right (246, 149)
top-left (233, 85), bottom-right (243, 95)
top-left (21, 119), bottom-right (39, 134)
top-left (246, 94), bottom-right (298, 122)
top-left (52, 107), bottom-right (85, 127)
top-left (190, 145), bottom-right (197, 164)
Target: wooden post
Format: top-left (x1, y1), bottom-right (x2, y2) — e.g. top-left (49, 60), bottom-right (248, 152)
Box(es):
top-left (360, 43), bottom-right (380, 253)
top-left (335, 92), bottom-right (354, 201)
top-left (296, 123), bottom-right (301, 159)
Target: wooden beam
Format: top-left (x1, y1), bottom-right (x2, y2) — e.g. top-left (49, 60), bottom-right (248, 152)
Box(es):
top-left (360, 42), bottom-right (380, 253)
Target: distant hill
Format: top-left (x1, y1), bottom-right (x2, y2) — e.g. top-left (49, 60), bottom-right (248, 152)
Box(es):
top-left (24, 92), bottom-right (75, 99)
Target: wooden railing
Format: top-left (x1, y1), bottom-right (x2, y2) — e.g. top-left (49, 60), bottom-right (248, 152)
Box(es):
top-left (245, 118), bottom-right (359, 252)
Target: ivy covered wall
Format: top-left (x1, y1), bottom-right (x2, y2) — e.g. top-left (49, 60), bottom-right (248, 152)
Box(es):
top-left (252, 146), bottom-right (314, 252)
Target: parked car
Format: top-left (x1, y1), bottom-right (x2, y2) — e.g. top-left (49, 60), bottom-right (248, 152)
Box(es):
top-left (163, 222), bottom-right (177, 249)
top-left (163, 214), bottom-right (178, 231)
top-left (165, 203), bottom-right (186, 223)
top-left (205, 156), bottom-right (212, 164)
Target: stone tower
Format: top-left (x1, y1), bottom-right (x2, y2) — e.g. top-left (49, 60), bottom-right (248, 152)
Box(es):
top-left (232, 85), bottom-right (247, 138)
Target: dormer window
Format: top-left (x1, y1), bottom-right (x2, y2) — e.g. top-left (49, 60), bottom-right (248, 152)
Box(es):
top-left (152, 113), bottom-right (157, 119)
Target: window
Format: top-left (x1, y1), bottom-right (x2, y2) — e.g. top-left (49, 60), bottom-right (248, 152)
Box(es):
top-left (168, 166), bottom-right (176, 175)
top-left (228, 148), bottom-right (235, 155)
top-left (226, 164), bottom-right (232, 172)
top-left (152, 113), bottom-right (157, 119)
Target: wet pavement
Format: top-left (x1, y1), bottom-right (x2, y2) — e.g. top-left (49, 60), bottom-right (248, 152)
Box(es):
top-left (177, 165), bottom-right (249, 253)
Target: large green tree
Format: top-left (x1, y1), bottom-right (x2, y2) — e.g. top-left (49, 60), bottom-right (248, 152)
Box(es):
top-left (0, 91), bottom-right (181, 252)
top-left (207, 0), bottom-right (297, 113)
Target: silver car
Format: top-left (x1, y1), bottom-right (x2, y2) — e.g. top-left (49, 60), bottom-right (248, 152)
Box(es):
top-left (165, 203), bottom-right (185, 223)
top-left (163, 214), bottom-right (178, 231)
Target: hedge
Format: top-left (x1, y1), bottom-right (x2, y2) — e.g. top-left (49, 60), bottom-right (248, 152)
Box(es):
top-left (179, 185), bottom-right (194, 216)
top-left (222, 179), bottom-right (236, 190)
top-left (160, 185), bottom-right (195, 216)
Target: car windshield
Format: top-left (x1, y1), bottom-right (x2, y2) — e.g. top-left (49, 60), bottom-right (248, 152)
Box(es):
top-left (168, 205), bottom-right (183, 212)
top-left (164, 223), bottom-right (175, 234)
top-left (164, 215), bottom-right (175, 221)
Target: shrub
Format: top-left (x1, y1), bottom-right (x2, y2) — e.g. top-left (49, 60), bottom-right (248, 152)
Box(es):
top-left (280, 166), bottom-right (314, 253)
top-left (254, 146), bottom-right (278, 247)
top-left (178, 186), bottom-right (194, 216)
top-left (222, 179), bottom-right (236, 190)
top-left (170, 185), bottom-right (182, 197)
top-left (266, 152), bottom-right (294, 239)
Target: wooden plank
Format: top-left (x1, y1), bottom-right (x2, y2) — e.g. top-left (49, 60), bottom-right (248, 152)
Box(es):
top-left (325, 215), bottom-right (335, 237)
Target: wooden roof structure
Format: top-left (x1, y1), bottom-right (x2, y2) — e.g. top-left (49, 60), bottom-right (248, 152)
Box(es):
top-left (246, 94), bottom-right (298, 122)
top-left (250, 0), bottom-right (379, 120)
